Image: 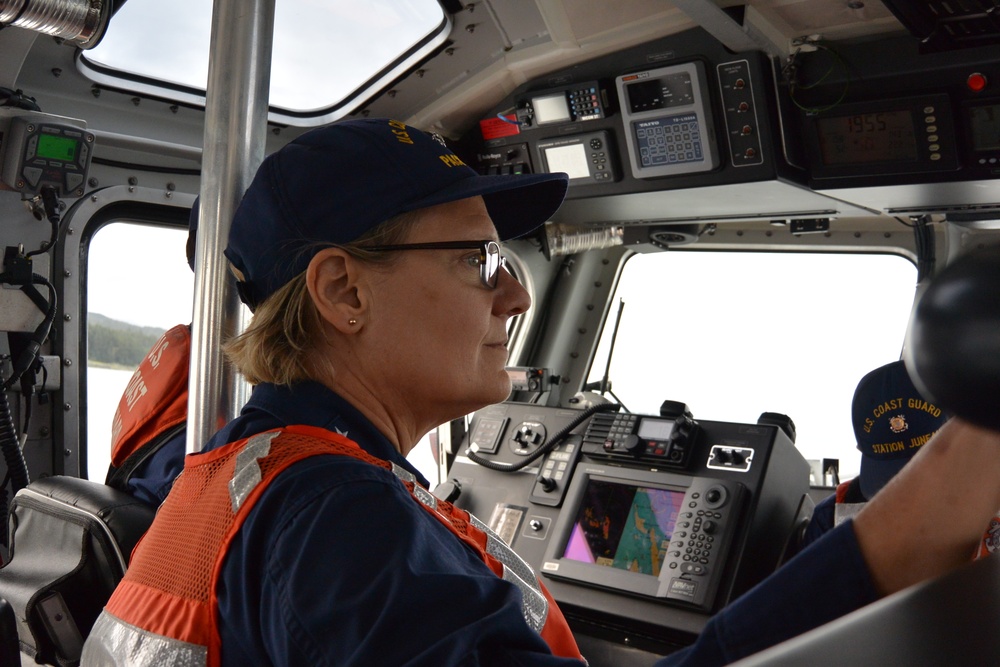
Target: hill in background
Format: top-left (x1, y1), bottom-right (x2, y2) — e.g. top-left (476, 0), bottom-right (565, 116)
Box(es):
top-left (88, 313), bottom-right (165, 370)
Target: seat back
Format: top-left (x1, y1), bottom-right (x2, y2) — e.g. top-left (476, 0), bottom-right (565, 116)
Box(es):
top-left (0, 476), bottom-right (155, 666)
top-left (0, 597), bottom-right (20, 667)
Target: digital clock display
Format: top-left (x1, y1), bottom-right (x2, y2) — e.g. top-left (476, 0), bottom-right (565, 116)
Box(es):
top-left (816, 110), bottom-right (917, 166)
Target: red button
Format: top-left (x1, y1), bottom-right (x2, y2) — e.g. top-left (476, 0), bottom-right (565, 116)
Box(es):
top-left (967, 73), bottom-right (988, 92)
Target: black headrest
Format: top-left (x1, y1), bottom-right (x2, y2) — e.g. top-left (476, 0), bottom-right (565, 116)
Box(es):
top-left (904, 243), bottom-right (1000, 432)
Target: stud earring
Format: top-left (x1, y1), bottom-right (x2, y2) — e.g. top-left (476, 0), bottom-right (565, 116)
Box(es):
top-left (348, 318), bottom-right (357, 325)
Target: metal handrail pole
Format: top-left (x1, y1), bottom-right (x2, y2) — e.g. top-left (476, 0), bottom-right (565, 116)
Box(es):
top-left (187, 0), bottom-right (275, 453)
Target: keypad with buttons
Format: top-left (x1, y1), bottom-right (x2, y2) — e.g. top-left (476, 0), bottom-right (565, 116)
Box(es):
top-left (662, 479), bottom-right (743, 608)
top-left (568, 85), bottom-right (603, 121)
top-left (530, 435), bottom-right (585, 507)
top-left (635, 114), bottom-right (705, 167)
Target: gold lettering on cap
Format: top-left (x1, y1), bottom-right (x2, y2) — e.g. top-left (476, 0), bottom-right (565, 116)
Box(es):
top-left (872, 398), bottom-right (904, 419)
top-left (906, 397), bottom-right (942, 417)
top-left (871, 441), bottom-right (905, 454)
top-left (438, 154), bottom-right (467, 168)
top-left (388, 119), bottom-right (414, 144)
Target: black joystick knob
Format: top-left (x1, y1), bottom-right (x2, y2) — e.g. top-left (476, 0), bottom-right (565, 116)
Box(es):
top-left (539, 476), bottom-right (557, 492)
top-left (905, 243), bottom-right (1000, 432)
top-left (704, 486), bottom-right (727, 509)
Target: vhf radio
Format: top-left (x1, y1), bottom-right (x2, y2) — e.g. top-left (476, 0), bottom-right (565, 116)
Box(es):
top-left (581, 400), bottom-right (699, 468)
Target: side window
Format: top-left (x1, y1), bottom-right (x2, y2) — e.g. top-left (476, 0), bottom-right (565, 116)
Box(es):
top-left (586, 250), bottom-right (917, 482)
top-left (86, 222), bottom-right (193, 481)
top-left (85, 220), bottom-right (443, 486)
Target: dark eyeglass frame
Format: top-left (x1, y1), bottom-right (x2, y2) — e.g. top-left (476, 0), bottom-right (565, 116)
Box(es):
top-left (360, 240), bottom-right (507, 289)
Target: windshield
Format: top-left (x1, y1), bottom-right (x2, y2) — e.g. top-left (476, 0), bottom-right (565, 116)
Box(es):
top-left (586, 249), bottom-right (918, 483)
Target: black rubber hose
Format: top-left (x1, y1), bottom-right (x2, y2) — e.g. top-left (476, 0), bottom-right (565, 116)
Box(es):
top-left (0, 389), bottom-right (29, 495)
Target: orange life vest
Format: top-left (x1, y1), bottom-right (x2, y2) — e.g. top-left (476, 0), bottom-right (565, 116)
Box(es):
top-left (109, 323), bottom-right (190, 467)
top-left (83, 425), bottom-right (583, 665)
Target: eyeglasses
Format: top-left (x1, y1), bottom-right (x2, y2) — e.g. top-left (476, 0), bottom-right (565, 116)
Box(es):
top-left (360, 240), bottom-right (507, 289)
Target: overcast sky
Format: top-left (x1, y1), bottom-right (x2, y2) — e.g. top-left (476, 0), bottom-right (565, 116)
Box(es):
top-left (88, 223), bottom-right (194, 330)
top-left (86, 0), bottom-right (444, 112)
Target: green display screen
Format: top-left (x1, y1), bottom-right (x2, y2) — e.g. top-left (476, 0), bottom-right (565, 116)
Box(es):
top-left (36, 133), bottom-right (78, 162)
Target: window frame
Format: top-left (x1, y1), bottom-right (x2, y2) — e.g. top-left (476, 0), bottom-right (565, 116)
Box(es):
top-left (77, 2), bottom-right (452, 127)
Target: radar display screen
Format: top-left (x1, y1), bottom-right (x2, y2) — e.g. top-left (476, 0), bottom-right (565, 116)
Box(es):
top-left (562, 478), bottom-right (684, 576)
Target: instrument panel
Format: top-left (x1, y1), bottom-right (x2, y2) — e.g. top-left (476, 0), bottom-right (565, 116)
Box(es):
top-left (449, 400), bottom-right (810, 654)
top-left (461, 29), bottom-right (1000, 222)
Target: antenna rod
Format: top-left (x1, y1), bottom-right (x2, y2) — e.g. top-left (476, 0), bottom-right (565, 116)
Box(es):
top-left (600, 298), bottom-right (625, 395)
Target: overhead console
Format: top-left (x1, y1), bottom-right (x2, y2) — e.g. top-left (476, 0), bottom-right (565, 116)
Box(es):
top-left (456, 28), bottom-right (878, 227)
top-left (458, 28), bottom-right (1000, 227)
top-left (787, 34), bottom-right (1000, 217)
top-left (445, 401), bottom-right (810, 656)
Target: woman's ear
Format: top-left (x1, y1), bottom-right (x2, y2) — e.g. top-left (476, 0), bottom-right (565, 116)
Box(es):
top-left (306, 248), bottom-right (366, 334)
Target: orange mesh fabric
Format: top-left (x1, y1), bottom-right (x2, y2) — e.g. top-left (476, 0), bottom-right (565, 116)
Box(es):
top-left (103, 425), bottom-right (582, 663)
top-left (122, 449), bottom-right (234, 602)
top-left (104, 429), bottom-right (355, 664)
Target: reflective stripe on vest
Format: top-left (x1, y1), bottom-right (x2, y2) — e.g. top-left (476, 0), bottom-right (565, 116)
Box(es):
top-left (389, 461), bottom-right (551, 633)
top-left (82, 612), bottom-right (207, 666)
top-left (84, 426), bottom-right (582, 665)
top-left (832, 479), bottom-right (865, 527)
top-left (84, 430), bottom-right (321, 666)
top-left (386, 446), bottom-right (580, 658)
top-left (229, 430), bottom-right (277, 512)
top-left (833, 501), bottom-right (865, 527)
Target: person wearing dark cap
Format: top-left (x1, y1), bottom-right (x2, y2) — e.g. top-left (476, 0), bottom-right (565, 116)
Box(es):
top-left (800, 359), bottom-right (950, 548)
top-left (82, 118), bottom-right (1000, 667)
top-left (84, 118), bottom-right (581, 666)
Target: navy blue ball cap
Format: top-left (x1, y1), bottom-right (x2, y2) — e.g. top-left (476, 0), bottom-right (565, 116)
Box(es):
top-left (224, 118), bottom-right (569, 310)
top-left (852, 360), bottom-right (949, 499)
